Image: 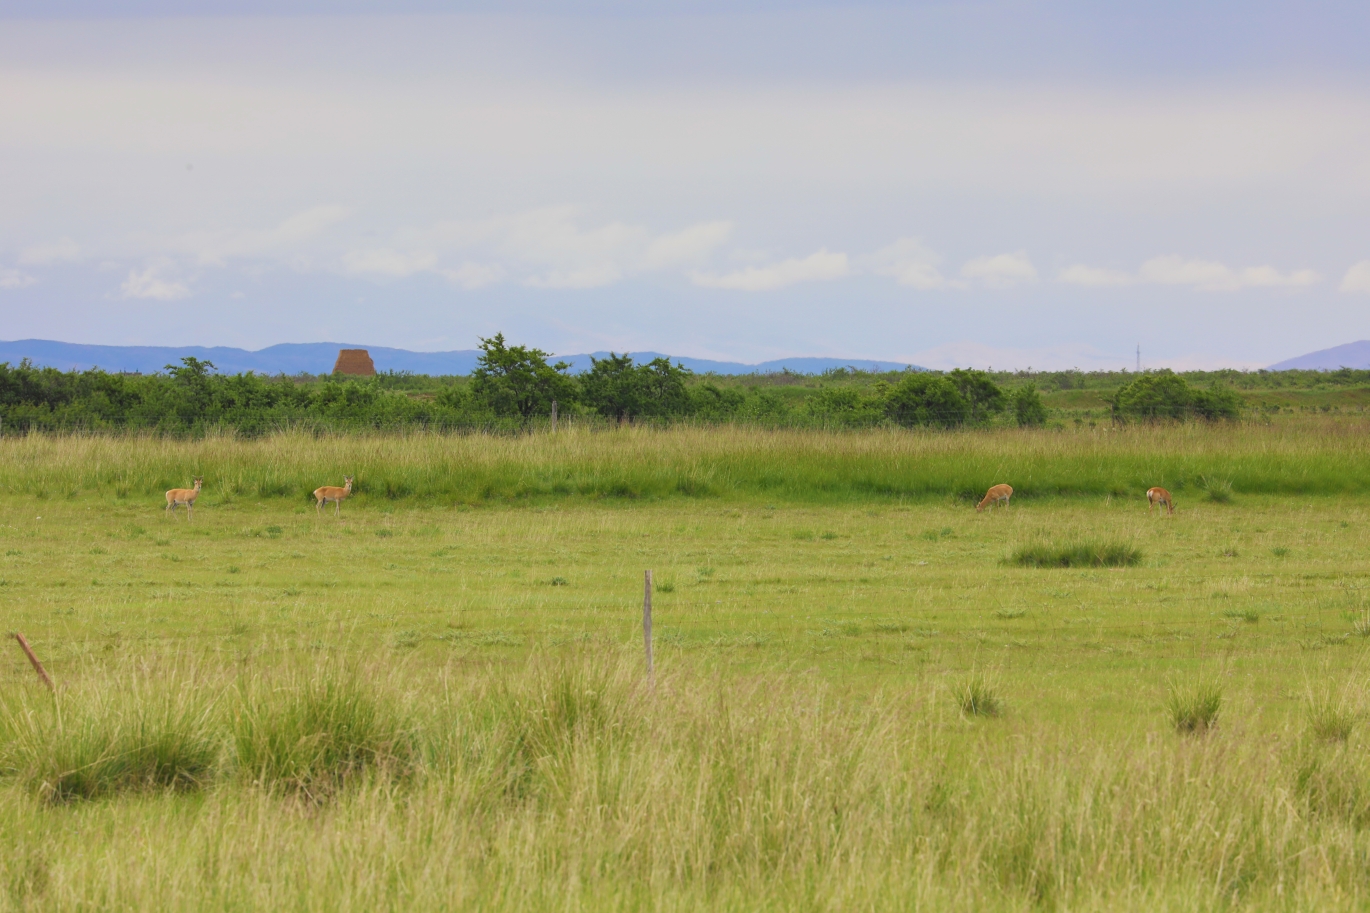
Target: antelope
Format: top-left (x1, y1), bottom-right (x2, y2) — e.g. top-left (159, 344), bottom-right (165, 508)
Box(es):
top-left (1146, 486), bottom-right (1175, 515)
top-left (165, 477), bottom-right (202, 520)
top-left (314, 476), bottom-right (354, 515)
top-left (976, 483), bottom-right (1013, 512)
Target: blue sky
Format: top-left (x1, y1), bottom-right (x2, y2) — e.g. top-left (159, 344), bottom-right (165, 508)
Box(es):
top-left (1, 0), bottom-right (1368, 369)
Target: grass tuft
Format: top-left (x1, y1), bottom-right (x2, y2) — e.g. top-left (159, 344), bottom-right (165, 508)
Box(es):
top-left (1307, 688), bottom-right (1356, 743)
top-left (233, 668), bottom-right (416, 798)
top-left (1009, 540), bottom-right (1141, 568)
top-left (2, 675), bottom-right (220, 801)
top-left (1166, 677), bottom-right (1223, 735)
top-left (1201, 476), bottom-right (1234, 503)
top-left (958, 671), bottom-right (1002, 717)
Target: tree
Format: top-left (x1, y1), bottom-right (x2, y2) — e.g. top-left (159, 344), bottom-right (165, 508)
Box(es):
top-left (883, 374), bottom-right (969, 428)
top-left (947, 369), bottom-right (1005, 423)
top-left (579, 354), bottom-right (693, 421)
top-left (1012, 384), bottom-right (1048, 426)
top-left (468, 333), bottom-right (577, 418)
top-left (635, 357), bottom-right (692, 417)
top-left (580, 353), bottom-right (644, 420)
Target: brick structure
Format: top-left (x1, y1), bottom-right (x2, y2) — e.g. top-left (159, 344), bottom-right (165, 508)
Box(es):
top-left (332, 348), bottom-right (376, 376)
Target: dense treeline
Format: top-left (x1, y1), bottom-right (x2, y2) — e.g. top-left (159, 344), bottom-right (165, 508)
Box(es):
top-left (0, 333), bottom-right (1264, 434)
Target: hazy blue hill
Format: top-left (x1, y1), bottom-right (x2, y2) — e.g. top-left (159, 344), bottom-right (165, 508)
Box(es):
top-left (1269, 341), bottom-right (1370, 370)
top-left (0, 339), bottom-right (920, 376)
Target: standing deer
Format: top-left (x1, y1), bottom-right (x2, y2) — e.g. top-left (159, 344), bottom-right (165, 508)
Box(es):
top-left (976, 483), bottom-right (1013, 512)
top-left (165, 477), bottom-right (202, 520)
top-left (1146, 487), bottom-right (1175, 515)
top-left (314, 476), bottom-right (354, 515)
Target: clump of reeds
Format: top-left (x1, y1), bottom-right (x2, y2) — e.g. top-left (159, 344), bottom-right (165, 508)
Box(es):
top-left (1165, 677), bottom-right (1223, 735)
top-left (1010, 540), bottom-right (1141, 568)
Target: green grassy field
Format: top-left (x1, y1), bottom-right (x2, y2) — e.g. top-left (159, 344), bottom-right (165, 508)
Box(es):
top-left (4, 427), bottom-right (1370, 910)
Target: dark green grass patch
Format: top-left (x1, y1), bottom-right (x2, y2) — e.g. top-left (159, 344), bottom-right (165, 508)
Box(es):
top-left (1008, 540), bottom-right (1142, 568)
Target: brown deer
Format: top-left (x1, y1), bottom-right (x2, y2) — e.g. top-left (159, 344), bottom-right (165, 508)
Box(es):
top-left (165, 477), bottom-right (202, 520)
top-left (976, 483), bottom-right (1013, 512)
top-left (1146, 486), bottom-right (1175, 515)
top-left (314, 476), bottom-right (354, 515)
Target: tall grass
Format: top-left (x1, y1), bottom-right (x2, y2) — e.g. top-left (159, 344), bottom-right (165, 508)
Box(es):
top-left (0, 669), bottom-right (220, 800)
top-left (233, 665), bottom-right (417, 797)
top-left (3, 419), bottom-right (1370, 506)
top-left (2, 654), bottom-right (1370, 907)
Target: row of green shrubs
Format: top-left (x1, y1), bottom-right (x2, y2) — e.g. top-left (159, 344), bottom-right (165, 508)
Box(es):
top-left (4, 333), bottom-right (1244, 434)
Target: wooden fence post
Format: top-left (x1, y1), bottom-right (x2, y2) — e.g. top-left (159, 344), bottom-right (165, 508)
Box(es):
top-left (643, 569), bottom-right (653, 677)
top-left (13, 633), bottom-right (54, 691)
top-left (550, 400), bottom-right (558, 433)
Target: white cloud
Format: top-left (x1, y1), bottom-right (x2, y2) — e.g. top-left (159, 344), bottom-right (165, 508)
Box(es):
top-left (1057, 256), bottom-right (1321, 291)
top-left (865, 238), bottom-right (945, 289)
top-left (960, 251), bottom-right (1037, 288)
top-left (18, 237), bottom-right (80, 266)
top-left (438, 262), bottom-right (503, 289)
top-left (691, 249), bottom-right (849, 291)
top-left (1138, 256), bottom-right (1318, 291)
top-left (641, 221), bottom-right (733, 270)
top-left (345, 209), bottom-right (731, 289)
top-left (1237, 265), bottom-right (1320, 288)
top-left (0, 268), bottom-right (36, 289)
top-left (1057, 264), bottom-right (1135, 287)
top-left (182, 205), bottom-right (351, 266)
top-left (343, 248), bottom-right (438, 278)
top-left (1138, 256), bottom-right (1239, 290)
top-left (1339, 261), bottom-right (1370, 293)
top-left (120, 264), bottom-right (189, 300)
top-left (525, 264), bottom-right (624, 289)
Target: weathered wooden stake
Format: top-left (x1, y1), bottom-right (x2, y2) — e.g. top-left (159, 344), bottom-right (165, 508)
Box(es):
top-left (643, 569), bottom-right (654, 677)
top-left (13, 632), bottom-right (54, 691)
top-left (550, 400), bottom-right (558, 433)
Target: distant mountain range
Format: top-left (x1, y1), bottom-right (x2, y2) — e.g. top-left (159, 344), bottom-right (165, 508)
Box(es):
top-left (0, 339), bottom-right (920, 377)
top-left (1268, 341), bottom-right (1370, 371)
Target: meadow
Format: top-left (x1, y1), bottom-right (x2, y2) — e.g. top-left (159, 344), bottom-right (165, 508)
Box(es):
top-left (3, 424), bottom-right (1370, 910)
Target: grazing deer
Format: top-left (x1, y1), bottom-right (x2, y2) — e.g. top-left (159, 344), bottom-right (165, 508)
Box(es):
top-left (976, 483), bottom-right (1013, 512)
top-left (314, 476), bottom-right (354, 515)
top-left (1147, 486), bottom-right (1175, 515)
top-left (165, 477), bottom-right (202, 520)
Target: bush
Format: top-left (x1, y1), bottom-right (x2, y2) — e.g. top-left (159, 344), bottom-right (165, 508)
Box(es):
top-left (1112, 371), bottom-right (1241, 422)
top-left (1012, 384), bottom-right (1048, 427)
top-left (884, 374), bottom-right (970, 428)
top-left (1009, 540), bottom-right (1141, 568)
top-left (1166, 678), bottom-right (1223, 734)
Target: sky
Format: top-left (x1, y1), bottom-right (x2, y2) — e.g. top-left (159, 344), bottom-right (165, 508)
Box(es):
top-left (1, 0), bottom-right (1369, 370)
